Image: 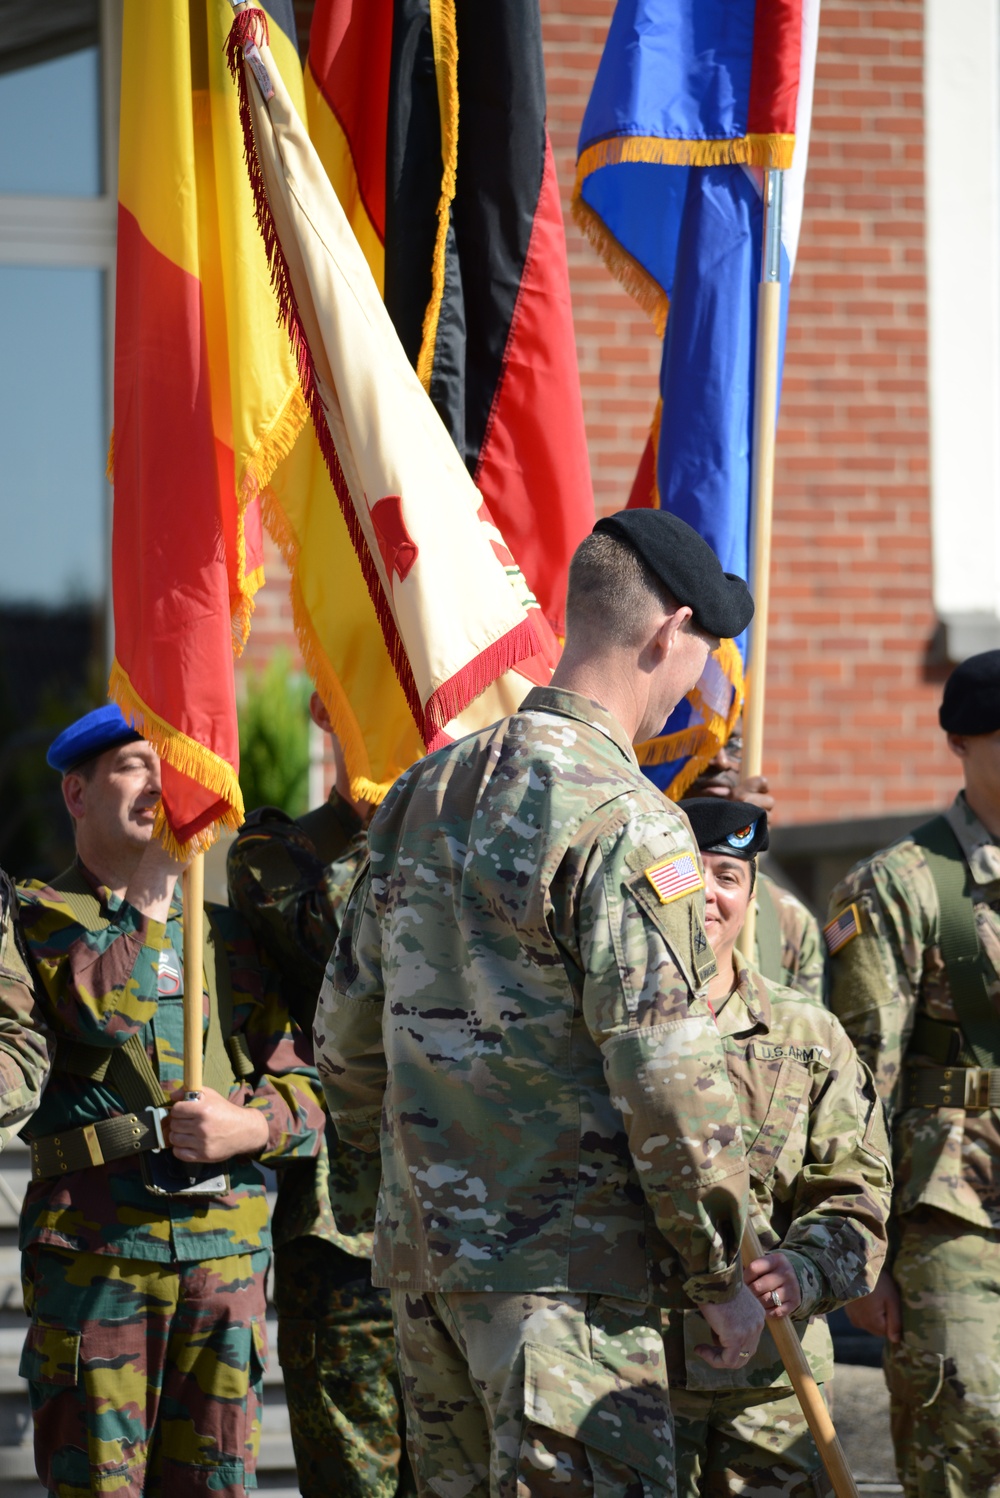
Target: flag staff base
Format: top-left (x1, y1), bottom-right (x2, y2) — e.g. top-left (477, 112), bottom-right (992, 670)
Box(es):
top-left (182, 853), bottom-right (205, 1097)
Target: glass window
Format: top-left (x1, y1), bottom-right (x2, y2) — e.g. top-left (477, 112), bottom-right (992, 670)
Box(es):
top-left (0, 265), bottom-right (106, 606)
top-left (0, 45), bottom-right (101, 196)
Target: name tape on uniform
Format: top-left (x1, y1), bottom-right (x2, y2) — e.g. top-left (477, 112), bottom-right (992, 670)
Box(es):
top-left (748, 1041), bottom-right (830, 1065)
top-left (823, 903), bottom-right (861, 955)
top-left (643, 852), bottom-right (704, 905)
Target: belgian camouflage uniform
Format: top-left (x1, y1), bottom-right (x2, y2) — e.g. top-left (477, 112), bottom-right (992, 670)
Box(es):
top-left (0, 868), bottom-right (50, 1148)
top-left (754, 873), bottom-right (827, 1002)
top-left (16, 863), bottom-right (325, 1498)
top-left (228, 789), bottom-right (412, 1498)
top-left (828, 792), bottom-right (1000, 1497)
top-left (317, 686), bottom-right (753, 1497)
top-left (662, 963), bottom-right (892, 1496)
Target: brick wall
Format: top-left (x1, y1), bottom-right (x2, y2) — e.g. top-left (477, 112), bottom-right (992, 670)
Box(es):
top-left (248, 0), bottom-right (961, 827)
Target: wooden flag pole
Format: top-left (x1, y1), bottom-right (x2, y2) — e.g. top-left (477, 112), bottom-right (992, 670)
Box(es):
top-left (742, 1220), bottom-right (860, 1498)
top-left (182, 852), bottom-right (205, 1097)
top-left (739, 167), bottom-right (784, 962)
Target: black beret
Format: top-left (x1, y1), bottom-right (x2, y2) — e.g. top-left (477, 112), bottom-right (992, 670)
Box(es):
top-left (679, 798), bottom-right (769, 860)
top-left (939, 650), bottom-right (1000, 736)
top-left (593, 509), bottom-right (754, 638)
top-left (47, 705), bottom-right (143, 775)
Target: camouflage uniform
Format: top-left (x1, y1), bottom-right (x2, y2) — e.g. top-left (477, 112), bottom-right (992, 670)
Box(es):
top-left (662, 964), bottom-right (892, 1496)
top-left (828, 792), bottom-right (1000, 1497)
top-left (754, 873), bottom-right (827, 1002)
top-left (16, 862), bottom-right (325, 1498)
top-left (0, 868), bottom-right (50, 1148)
top-left (228, 790), bottom-right (412, 1498)
top-left (317, 685), bottom-right (753, 1496)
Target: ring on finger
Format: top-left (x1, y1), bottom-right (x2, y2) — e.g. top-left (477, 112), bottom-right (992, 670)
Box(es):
top-left (768, 1289), bottom-right (781, 1309)
top-left (738, 1349), bottom-right (751, 1359)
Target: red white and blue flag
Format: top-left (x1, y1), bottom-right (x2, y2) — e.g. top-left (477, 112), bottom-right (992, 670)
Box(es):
top-left (823, 905), bottom-right (861, 956)
top-left (644, 852), bottom-right (705, 905)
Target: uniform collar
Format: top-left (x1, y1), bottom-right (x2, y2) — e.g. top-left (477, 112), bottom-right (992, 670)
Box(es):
top-left (943, 793), bottom-right (1000, 886)
top-left (711, 959), bottom-right (772, 1038)
top-left (519, 686), bottom-right (638, 768)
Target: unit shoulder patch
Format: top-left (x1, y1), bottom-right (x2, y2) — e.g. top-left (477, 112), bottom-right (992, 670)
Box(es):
top-left (823, 903), bottom-right (861, 955)
top-left (643, 851), bottom-right (704, 905)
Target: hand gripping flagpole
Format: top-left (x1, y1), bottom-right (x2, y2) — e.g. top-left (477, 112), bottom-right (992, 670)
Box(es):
top-left (742, 1219), bottom-right (860, 1498)
top-left (182, 855), bottom-right (204, 1096)
top-left (739, 168), bottom-right (783, 964)
top-left (738, 175), bottom-right (860, 1498)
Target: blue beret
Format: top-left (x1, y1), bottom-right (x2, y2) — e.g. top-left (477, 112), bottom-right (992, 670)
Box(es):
top-left (679, 797), bottom-right (769, 860)
top-left (46, 705), bottom-right (143, 775)
top-left (593, 509), bottom-right (754, 638)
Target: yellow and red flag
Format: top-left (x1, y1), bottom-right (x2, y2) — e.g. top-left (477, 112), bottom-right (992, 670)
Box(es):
top-left (226, 9), bottom-right (558, 763)
top-left (110, 0), bottom-right (307, 854)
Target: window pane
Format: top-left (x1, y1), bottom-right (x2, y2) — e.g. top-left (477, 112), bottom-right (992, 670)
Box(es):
top-left (0, 266), bottom-right (106, 606)
top-left (0, 46), bottom-right (101, 196)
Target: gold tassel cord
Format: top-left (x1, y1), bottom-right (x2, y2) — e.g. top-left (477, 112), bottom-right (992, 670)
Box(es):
top-left (415, 0), bottom-right (460, 393)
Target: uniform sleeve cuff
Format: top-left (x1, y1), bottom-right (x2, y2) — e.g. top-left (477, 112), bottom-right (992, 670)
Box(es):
top-left (783, 1248), bottom-right (824, 1320)
top-left (682, 1258), bottom-right (744, 1306)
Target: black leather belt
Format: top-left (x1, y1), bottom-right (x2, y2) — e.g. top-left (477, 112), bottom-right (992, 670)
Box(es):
top-left (30, 1112), bottom-right (159, 1181)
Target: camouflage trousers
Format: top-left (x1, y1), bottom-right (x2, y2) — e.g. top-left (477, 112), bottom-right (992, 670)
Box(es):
top-left (20, 1242), bottom-right (269, 1498)
top-left (669, 1385), bottom-right (832, 1497)
top-left (273, 1235), bottom-right (414, 1498)
top-left (884, 1206), bottom-right (1000, 1497)
top-left (393, 1288), bottom-right (675, 1497)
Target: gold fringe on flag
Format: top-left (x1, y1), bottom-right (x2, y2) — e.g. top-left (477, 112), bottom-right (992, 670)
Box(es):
top-left (576, 131), bottom-right (795, 182)
top-left (108, 659), bottom-right (246, 858)
top-left (571, 192), bottom-right (668, 336)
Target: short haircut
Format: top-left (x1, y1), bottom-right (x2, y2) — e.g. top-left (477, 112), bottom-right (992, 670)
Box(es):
top-left (565, 531), bottom-right (679, 649)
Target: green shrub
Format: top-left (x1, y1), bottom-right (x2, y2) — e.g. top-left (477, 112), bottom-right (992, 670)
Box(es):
top-left (238, 651), bottom-right (311, 817)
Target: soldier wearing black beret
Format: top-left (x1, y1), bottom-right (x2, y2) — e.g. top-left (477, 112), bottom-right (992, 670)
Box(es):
top-left (827, 648), bottom-right (1000, 1496)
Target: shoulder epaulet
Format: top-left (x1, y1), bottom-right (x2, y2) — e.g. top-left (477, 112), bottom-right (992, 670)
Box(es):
top-left (239, 805), bottom-right (296, 832)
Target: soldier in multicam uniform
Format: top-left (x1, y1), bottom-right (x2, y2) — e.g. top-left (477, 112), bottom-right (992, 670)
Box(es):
top-left (16, 705), bottom-right (325, 1498)
top-left (316, 509), bottom-right (767, 1497)
top-left (0, 866), bottom-right (50, 1149)
top-left (663, 798), bottom-right (891, 1497)
top-left (684, 720), bottom-right (827, 1000)
top-left (826, 649), bottom-right (1000, 1497)
top-left (228, 691), bottom-right (413, 1498)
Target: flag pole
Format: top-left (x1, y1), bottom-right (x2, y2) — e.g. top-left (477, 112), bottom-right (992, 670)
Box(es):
top-left (742, 1221), bottom-right (860, 1498)
top-left (182, 854), bottom-right (205, 1096)
top-left (737, 169), bottom-right (859, 1498)
top-left (739, 166), bottom-right (783, 962)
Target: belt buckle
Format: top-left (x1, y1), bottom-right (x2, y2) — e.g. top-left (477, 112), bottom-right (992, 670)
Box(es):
top-left (964, 1069), bottom-right (992, 1109)
top-left (144, 1106), bottom-right (169, 1151)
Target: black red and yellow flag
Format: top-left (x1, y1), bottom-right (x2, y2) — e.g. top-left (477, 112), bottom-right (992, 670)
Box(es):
top-left (304, 0), bottom-right (593, 635)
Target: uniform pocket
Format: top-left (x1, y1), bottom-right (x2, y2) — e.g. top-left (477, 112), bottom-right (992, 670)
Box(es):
top-left (522, 1339), bottom-right (674, 1491)
top-left (19, 1321), bottom-right (80, 1389)
top-left (883, 1341), bottom-right (947, 1409)
top-left (277, 1316), bottom-right (315, 1370)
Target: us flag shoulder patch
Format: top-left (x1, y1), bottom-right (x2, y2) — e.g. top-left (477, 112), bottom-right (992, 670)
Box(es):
top-left (824, 904), bottom-right (861, 955)
top-left (643, 852), bottom-right (704, 905)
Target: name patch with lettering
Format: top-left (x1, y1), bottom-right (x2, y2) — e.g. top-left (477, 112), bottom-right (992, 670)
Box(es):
top-left (748, 1041), bottom-right (830, 1065)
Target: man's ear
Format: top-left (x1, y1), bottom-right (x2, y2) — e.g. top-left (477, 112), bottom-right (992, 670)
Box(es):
top-left (309, 691), bottom-right (333, 734)
top-left (656, 604), bottom-right (694, 657)
top-left (62, 772), bottom-right (86, 822)
top-left (946, 733), bottom-right (968, 762)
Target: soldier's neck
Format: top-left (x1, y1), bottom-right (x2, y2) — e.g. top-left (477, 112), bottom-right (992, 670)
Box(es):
top-left (705, 947), bottom-right (739, 1008)
top-left (962, 786), bottom-right (1000, 843)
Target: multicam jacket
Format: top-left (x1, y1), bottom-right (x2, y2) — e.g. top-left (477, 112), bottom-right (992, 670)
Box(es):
top-left (228, 791), bottom-right (377, 1258)
top-left (0, 870), bottom-right (50, 1150)
top-left (828, 792), bottom-right (1000, 1231)
top-left (17, 862), bottom-right (325, 1262)
top-left (317, 685), bottom-right (752, 1307)
top-left (755, 873), bottom-right (827, 1002)
top-left (663, 964), bottom-right (891, 1392)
